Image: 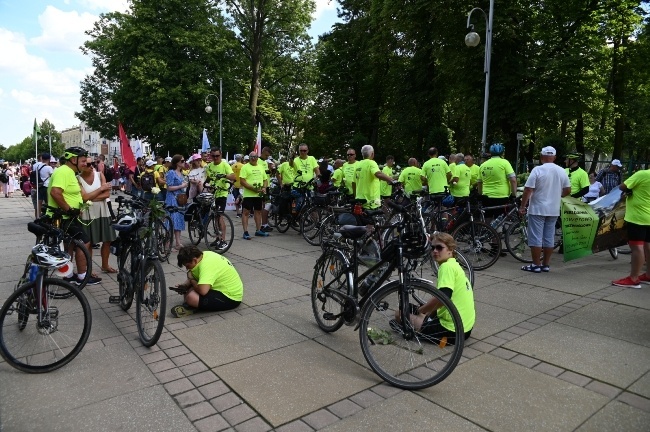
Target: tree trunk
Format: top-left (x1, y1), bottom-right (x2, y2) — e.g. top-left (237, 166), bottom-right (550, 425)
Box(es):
top-left (575, 112), bottom-right (585, 169)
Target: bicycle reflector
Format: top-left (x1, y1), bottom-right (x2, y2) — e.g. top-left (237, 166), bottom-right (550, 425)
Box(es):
top-left (54, 262), bottom-right (73, 278)
top-left (353, 203), bottom-right (363, 215)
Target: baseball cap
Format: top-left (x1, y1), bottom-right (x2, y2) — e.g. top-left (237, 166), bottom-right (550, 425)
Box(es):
top-left (611, 159), bottom-right (622, 167)
top-left (438, 155), bottom-right (447, 161)
top-left (146, 160), bottom-right (156, 167)
top-left (540, 146), bottom-right (556, 156)
top-left (164, 156), bottom-right (172, 162)
top-left (189, 153), bottom-right (202, 162)
top-left (244, 155), bottom-right (250, 161)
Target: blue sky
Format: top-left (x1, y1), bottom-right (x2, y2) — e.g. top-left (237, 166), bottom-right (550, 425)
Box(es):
top-left (0, 0), bottom-right (340, 148)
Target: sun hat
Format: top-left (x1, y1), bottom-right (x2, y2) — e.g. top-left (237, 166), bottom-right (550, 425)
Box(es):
top-left (189, 153), bottom-right (202, 162)
top-left (540, 146), bottom-right (556, 156)
top-left (611, 159), bottom-right (622, 167)
top-left (164, 156), bottom-right (172, 162)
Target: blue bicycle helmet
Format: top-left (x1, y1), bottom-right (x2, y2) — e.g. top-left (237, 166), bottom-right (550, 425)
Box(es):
top-left (442, 194), bottom-right (455, 207)
top-left (489, 143), bottom-right (505, 156)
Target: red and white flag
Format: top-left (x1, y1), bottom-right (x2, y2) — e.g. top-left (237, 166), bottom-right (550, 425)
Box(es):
top-left (254, 122), bottom-right (262, 155)
top-left (118, 122), bottom-right (136, 171)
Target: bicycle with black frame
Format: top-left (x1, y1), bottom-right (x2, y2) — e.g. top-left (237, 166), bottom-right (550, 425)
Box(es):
top-left (311, 196), bottom-right (464, 390)
top-left (110, 195), bottom-right (166, 347)
top-left (0, 221), bottom-right (91, 373)
top-left (274, 174), bottom-right (315, 233)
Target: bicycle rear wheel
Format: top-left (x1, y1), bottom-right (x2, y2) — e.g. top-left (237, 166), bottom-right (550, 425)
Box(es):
top-left (136, 259), bottom-right (166, 347)
top-left (505, 220), bottom-right (533, 263)
top-left (205, 212), bottom-right (234, 254)
top-left (155, 216), bottom-right (173, 262)
top-left (452, 221), bottom-right (501, 270)
top-left (428, 250), bottom-right (475, 287)
top-left (311, 250), bottom-right (350, 332)
top-left (275, 213), bottom-right (290, 233)
top-left (0, 279), bottom-right (92, 373)
top-left (301, 205), bottom-right (329, 245)
top-left (358, 279), bottom-right (464, 390)
top-left (187, 212), bottom-right (203, 245)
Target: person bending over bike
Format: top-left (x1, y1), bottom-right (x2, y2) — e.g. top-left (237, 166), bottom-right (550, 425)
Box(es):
top-left (171, 245), bottom-right (243, 317)
top-left (395, 232), bottom-right (474, 343)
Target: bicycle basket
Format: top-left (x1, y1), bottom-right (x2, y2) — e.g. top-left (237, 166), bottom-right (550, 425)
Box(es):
top-left (196, 192), bottom-right (214, 206)
top-left (313, 193), bottom-right (329, 206)
top-left (382, 217), bottom-right (429, 260)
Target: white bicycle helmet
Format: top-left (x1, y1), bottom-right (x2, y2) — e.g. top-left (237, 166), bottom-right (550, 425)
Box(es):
top-left (112, 214), bottom-right (138, 232)
top-left (32, 244), bottom-right (71, 269)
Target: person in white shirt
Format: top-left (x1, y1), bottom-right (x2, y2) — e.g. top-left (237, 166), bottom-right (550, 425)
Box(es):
top-left (518, 146), bottom-right (571, 273)
top-left (582, 172), bottom-right (605, 202)
top-left (187, 153), bottom-right (206, 199)
top-left (31, 153), bottom-right (54, 217)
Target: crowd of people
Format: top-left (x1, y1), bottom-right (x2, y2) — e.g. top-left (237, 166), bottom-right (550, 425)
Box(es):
top-left (3, 142), bottom-right (648, 330)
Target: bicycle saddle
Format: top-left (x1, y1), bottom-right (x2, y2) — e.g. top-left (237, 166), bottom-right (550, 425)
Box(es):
top-left (339, 225), bottom-right (367, 239)
top-left (364, 209), bottom-right (384, 217)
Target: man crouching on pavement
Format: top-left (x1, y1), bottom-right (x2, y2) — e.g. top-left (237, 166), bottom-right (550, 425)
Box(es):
top-left (171, 245), bottom-right (243, 317)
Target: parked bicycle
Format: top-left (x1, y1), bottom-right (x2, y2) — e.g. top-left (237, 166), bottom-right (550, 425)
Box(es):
top-left (312, 197), bottom-right (464, 390)
top-left (0, 222), bottom-right (91, 373)
top-left (110, 196), bottom-right (166, 347)
top-left (185, 178), bottom-right (234, 254)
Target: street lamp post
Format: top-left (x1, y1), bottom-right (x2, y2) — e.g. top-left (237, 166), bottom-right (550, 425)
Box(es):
top-left (465, 0), bottom-right (495, 156)
top-left (204, 78), bottom-right (223, 152)
top-left (44, 134), bottom-right (53, 155)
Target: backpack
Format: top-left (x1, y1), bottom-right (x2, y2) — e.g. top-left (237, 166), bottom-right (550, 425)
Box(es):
top-left (140, 170), bottom-right (155, 192)
top-left (29, 164), bottom-right (46, 186)
top-left (0, 170), bottom-right (7, 183)
top-left (104, 165), bottom-right (114, 182)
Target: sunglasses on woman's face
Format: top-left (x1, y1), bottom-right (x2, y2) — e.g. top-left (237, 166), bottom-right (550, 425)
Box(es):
top-left (432, 244), bottom-right (447, 252)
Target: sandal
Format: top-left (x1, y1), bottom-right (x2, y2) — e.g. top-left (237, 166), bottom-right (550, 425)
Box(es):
top-left (171, 304), bottom-right (196, 318)
top-left (521, 264), bottom-right (541, 273)
top-left (101, 266), bottom-right (118, 274)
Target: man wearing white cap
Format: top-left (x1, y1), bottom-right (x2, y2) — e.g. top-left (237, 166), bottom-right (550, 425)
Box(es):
top-left (518, 146), bottom-right (571, 273)
top-left (140, 159), bottom-right (158, 200)
top-left (595, 159), bottom-right (622, 194)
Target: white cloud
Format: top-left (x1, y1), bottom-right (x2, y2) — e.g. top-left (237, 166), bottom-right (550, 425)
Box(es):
top-left (313, 0), bottom-right (337, 20)
top-left (77, 0), bottom-right (130, 13)
top-left (30, 6), bottom-right (98, 53)
top-left (0, 29), bottom-right (48, 75)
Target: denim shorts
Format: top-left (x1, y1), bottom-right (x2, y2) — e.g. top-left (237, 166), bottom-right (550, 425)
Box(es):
top-left (527, 215), bottom-right (558, 248)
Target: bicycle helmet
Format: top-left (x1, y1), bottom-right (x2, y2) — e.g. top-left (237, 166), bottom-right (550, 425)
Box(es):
top-left (63, 146), bottom-right (88, 160)
top-left (32, 244), bottom-right (71, 269)
top-left (489, 143), bottom-right (505, 156)
top-left (112, 214), bottom-right (138, 232)
top-left (195, 192), bottom-right (214, 206)
top-left (442, 194), bottom-right (455, 207)
top-left (564, 152), bottom-right (582, 160)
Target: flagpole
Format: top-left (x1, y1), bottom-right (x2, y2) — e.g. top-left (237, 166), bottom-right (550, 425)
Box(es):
top-left (219, 78), bottom-right (223, 153)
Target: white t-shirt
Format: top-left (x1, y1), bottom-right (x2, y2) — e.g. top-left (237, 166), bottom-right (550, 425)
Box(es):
top-left (583, 181), bottom-right (602, 199)
top-left (32, 162), bottom-right (54, 187)
top-left (524, 162), bottom-right (570, 216)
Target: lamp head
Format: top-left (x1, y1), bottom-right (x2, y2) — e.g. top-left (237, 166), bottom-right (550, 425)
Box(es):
top-left (465, 31), bottom-right (480, 47)
top-left (205, 105), bottom-right (213, 114)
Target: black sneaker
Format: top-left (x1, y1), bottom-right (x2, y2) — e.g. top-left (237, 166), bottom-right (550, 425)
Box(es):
top-left (63, 274), bottom-right (79, 285)
top-left (262, 225), bottom-right (273, 232)
top-left (85, 275), bottom-right (102, 285)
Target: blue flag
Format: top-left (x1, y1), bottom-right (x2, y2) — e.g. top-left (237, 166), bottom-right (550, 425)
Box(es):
top-left (202, 129), bottom-right (210, 153)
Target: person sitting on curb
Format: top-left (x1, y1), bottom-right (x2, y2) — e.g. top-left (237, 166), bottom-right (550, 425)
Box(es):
top-left (171, 245), bottom-right (243, 317)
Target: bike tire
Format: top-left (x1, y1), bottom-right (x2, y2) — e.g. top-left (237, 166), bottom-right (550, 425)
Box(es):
top-left (452, 221), bottom-right (501, 270)
top-left (301, 206), bottom-right (329, 245)
top-left (358, 279), bottom-right (464, 390)
top-left (154, 216), bottom-right (173, 262)
top-left (505, 220), bottom-right (533, 263)
top-left (617, 246), bottom-right (631, 255)
top-left (50, 238), bottom-right (92, 297)
top-left (0, 279), bottom-right (91, 373)
top-left (117, 244), bottom-right (134, 311)
top-left (275, 213), bottom-right (290, 233)
top-left (136, 259), bottom-right (166, 347)
top-left (205, 212), bottom-right (234, 254)
top-left (609, 248), bottom-right (618, 260)
top-left (311, 250), bottom-right (350, 332)
top-left (318, 214), bottom-right (337, 251)
top-left (188, 212), bottom-right (203, 246)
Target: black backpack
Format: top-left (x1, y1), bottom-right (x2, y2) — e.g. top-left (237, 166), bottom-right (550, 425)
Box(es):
top-left (104, 165), bottom-right (114, 181)
top-left (0, 170), bottom-right (7, 183)
top-left (140, 171), bottom-right (155, 192)
top-left (29, 164), bottom-right (46, 186)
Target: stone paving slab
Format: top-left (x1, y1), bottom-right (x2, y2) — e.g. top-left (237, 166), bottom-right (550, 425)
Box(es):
top-left (262, 301), bottom-right (328, 339)
top-left (174, 313), bottom-right (307, 367)
top-left (575, 400), bottom-right (650, 431)
top-left (214, 340), bottom-right (376, 426)
top-left (474, 282), bottom-right (579, 316)
top-left (321, 391), bottom-right (486, 431)
top-left (471, 301), bottom-right (530, 340)
top-left (241, 277), bottom-right (311, 307)
top-left (556, 301), bottom-right (650, 347)
top-left (504, 322), bottom-right (650, 388)
top-left (601, 287), bottom-right (650, 311)
top-left (314, 326), bottom-right (368, 367)
top-left (421, 354), bottom-right (609, 432)
top-left (628, 372), bottom-right (650, 399)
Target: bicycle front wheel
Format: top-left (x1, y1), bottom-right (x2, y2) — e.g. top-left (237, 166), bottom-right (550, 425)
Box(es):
top-left (452, 221), bottom-right (501, 270)
top-left (154, 216), bottom-right (173, 262)
top-left (136, 259), bottom-right (166, 347)
top-left (311, 250), bottom-right (350, 332)
top-left (117, 244), bottom-right (134, 311)
top-left (188, 212), bottom-right (203, 245)
top-left (505, 220), bottom-right (533, 263)
top-left (358, 279), bottom-right (464, 390)
top-left (205, 212), bottom-right (234, 254)
top-left (0, 279), bottom-right (92, 373)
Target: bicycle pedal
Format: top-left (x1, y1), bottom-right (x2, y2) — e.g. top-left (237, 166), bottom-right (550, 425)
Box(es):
top-left (322, 312), bottom-right (336, 321)
top-left (108, 295), bottom-right (121, 304)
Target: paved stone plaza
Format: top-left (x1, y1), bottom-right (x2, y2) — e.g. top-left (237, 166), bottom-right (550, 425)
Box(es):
top-left (1, 194), bottom-right (649, 431)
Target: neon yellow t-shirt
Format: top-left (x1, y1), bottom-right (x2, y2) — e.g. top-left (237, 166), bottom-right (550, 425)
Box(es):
top-left (293, 156), bottom-right (318, 185)
top-left (354, 159), bottom-right (381, 209)
top-left (342, 161), bottom-right (357, 195)
top-left (479, 157), bottom-right (514, 198)
top-left (450, 163), bottom-right (471, 197)
top-left (191, 251), bottom-right (243, 301)
top-left (277, 162), bottom-right (297, 186)
top-left (623, 169), bottom-right (650, 225)
top-left (566, 167), bottom-right (589, 195)
top-left (332, 167), bottom-right (344, 188)
top-left (436, 258), bottom-right (475, 332)
top-left (205, 161), bottom-right (234, 198)
top-left (47, 165), bottom-right (83, 219)
top-left (421, 158), bottom-right (450, 194)
top-left (380, 165), bottom-right (396, 197)
top-left (398, 166), bottom-right (423, 196)
top-left (468, 164), bottom-right (480, 187)
top-left (154, 165), bottom-right (168, 189)
top-left (239, 163), bottom-right (267, 198)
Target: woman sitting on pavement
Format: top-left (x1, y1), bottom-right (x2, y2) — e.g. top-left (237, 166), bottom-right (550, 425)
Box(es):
top-left (171, 245), bottom-right (243, 317)
top-left (395, 232), bottom-right (475, 343)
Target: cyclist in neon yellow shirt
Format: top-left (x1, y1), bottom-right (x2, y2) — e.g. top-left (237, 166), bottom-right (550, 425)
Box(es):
top-left (421, 147), bottom-right (451, 194)
top-left (352, 145), bottom-right (396, 209)
top-left (450, 153), bottom-right (471, 198)
top-left (564, 152), bottom-right (590, 199)
top-left (396, 232), bottom-right (474, 343)
top-left (341, 149), bottom-right (358, 198)
top-left (331, 159), bottom-right (344, 188)
top-left (380, 155), bottom-right (397, 198)
top-left (239, 152), bottom-right (269, 239)
top-left (205, 149), bottom-right (235, 248)
top-left (277, 157), bottom-right (297, 189)
top-left (171, 245), bottom-right (243, 317)
top-left (398, 158), bottom-right (423, 197)
top-left (464, 154), bottom-right (480, 189)
top-left (477, 143), bottom-right (517, 218)
top-left (292, 144), bottom-right (320, 186)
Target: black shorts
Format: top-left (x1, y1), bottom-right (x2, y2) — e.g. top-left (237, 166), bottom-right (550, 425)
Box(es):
top-left (232, 188), bottom-right (241, 199)
top-left (198, 290), bottom-right (241, 312)
top-left (480, 196), bottom-right (510, 218)
top-left (410, 303), bottom-right (472, 344)
top-left (62, 218), bottom-right (90, 244)
top-left (242, 197), bottom-right (263, 211)
top-left (214, 197), bottom-right (227, 211)
top-left (627, 222), bottom-right (650, 244)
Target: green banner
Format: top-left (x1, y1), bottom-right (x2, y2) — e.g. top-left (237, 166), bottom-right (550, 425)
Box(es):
top-left (560, 197), bottom-right (599, 262)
